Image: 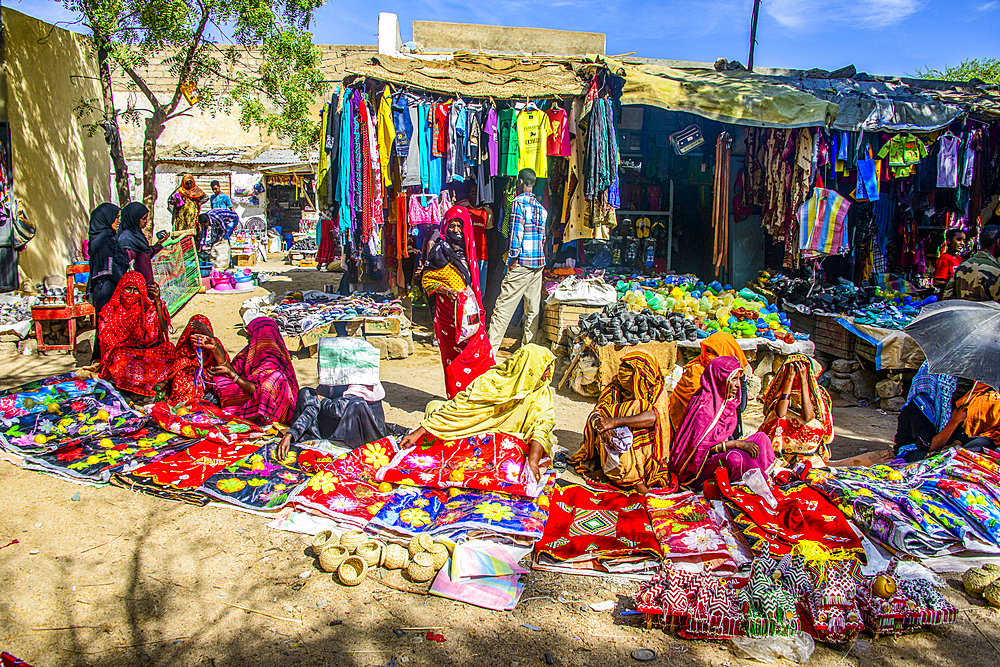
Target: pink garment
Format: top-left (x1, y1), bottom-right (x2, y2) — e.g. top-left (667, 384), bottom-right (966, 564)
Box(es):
top-left (408, 198), bottom-right (441, 227)
top-left (344, 382), bottom-right (385, 402)
top-left (442, 206), bottom-right (484, 313)
top-left (214, 317), bottom-right (298, 425)
top-left (670, 357), bottom-right (746, 487)
top-left (694, 432), bottom-right (774, 488)
top-left (545, 108), bottom-right (570, 157)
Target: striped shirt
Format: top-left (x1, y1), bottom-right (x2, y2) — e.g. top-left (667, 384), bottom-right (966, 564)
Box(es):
top-left (508, 193), bottom-right (547, 269)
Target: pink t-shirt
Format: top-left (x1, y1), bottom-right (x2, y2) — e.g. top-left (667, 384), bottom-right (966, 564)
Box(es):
top-left (546, 108), bottom-right (571, 157)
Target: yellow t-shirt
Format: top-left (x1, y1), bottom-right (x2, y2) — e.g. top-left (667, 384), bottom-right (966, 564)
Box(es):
top-left (517, 109), bottom-right (552, 179)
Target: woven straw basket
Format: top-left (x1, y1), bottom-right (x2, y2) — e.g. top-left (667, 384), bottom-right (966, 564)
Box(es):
top-left (339, 530), bottom-right (367, 554)
top-left (312, 530), bottom-right (336, 552)
top-left (963, 567), bottom-right (1000, 597)
top-left (318, 545), bottom-right (348, 573)
top-left (986, 582), bottom-right (1000, 608)
top-left (408, 533), bottom-right (435, 558)
top-left (407, 552), bottom-right (436, 582)
top-left (356, 540), bottom-right (383, 567)
top-left (338, 556), bottom-right (367, 586)
top-left (426, 542), bottom-right (449, 571)
top-left (381, 543), bottom-right (409, 570)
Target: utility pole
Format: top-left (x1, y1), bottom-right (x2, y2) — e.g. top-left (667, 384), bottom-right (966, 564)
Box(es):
top-left (748, 0), bottom-right (762, 71)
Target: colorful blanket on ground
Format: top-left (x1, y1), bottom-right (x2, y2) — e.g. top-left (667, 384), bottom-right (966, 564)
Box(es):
top-left (646, 490), bottom-right (735, 572)
top-left (532, 483), bottom-right (661, 570)
top-left (114, 440), bottom-right (262, 503)
top-left (807, 450), bottom-right (1000, 557)
top-left (22, 427), bottom-right (196, 483)
top-left (375, 432), bottom-right (548, 499)
top-left (368, 486), bottom-right (552, 541)
top-left (200, 439), bottom-right (317, 511)
top-left (151, 400), bottom-right (263, 444)
top-left (0, 378), bottom-right (145, 454)
top-left (287, 438), bottom-right (399, 527)
top-left (710, 467), bottom-right (863, 560)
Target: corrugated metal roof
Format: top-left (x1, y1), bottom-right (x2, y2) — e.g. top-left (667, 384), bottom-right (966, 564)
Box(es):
top-left (248, 149), bottom-right (317, 165)
top-left (157, 148), bottom-right (317, 166)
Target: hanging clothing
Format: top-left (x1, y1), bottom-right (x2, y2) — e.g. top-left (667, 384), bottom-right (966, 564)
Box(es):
top-left (712, 132), bottom-right (732, 274)
top-left (570, 351), bottom-right (673, 490)
top-left (546, 107), bottom-right (571, 157)
top-left (797, 187), bottom-right (851, 260)
top-left (667, 332), bottom-right (748, 434)
top-left (213, 317), bottom-right (299, 426)
top-left (669, 356), bottom-right (775, 489)
top-left (517, 107), bottom-right (551, 178)
top-left (498, 107), bottom-right (519, 177)
top-left (938, 133), bottom-right (960, 188)
top-left (98, 271), bottom-right (178, 396)
top-left (376, 86), bottom-right (396, 188)
top-left (420, 344), bottom-right (557, 456)
top-left (758, 354), bottom-right (835, 465)
top-left (422, 206), bottom-right (495, 399)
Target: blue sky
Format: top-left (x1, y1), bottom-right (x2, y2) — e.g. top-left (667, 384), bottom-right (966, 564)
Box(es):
top-left (8, 0), bottom-right (1000, 77)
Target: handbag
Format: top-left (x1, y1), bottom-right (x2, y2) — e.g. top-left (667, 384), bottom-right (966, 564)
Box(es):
top-left (455, 289), bottom-right (481, 344)
top-left (669, 124), bottom-right (705, 155)
top-left (855, 142), bottom-right (880, 202)
top-left (9, 198), bottom-right (35, 248)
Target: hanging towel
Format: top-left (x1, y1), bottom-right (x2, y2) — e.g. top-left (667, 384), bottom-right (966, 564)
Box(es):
top-left (798, 188), bottom-right (851, 260)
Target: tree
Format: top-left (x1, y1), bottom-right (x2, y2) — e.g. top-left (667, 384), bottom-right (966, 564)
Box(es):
top-left (917, 58), bottom-right (1000, 85)
top-left (65, 0), bottom-right (329, 215)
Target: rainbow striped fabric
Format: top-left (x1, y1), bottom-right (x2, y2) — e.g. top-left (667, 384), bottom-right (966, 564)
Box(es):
top-left (798, 187), bottom-right (851, 260)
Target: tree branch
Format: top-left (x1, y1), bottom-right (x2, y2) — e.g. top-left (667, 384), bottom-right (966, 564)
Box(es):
top-left (120, 60), bottom-right (161, 109)
top-left (168, 0), bottom-right (211, 114)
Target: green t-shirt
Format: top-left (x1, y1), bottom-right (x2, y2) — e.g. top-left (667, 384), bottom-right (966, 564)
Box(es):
top-left (498, 108), bottom-right (519, 177)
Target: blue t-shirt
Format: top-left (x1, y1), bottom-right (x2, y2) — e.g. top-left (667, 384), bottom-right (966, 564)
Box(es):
top-left (210, 193), bottom-right (233, 209)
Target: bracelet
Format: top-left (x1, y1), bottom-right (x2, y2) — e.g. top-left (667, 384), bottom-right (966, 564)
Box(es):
top-left (780, 393), bottom-right (792, 401)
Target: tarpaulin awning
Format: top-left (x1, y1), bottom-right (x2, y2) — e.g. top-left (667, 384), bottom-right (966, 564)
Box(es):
top-left (597, 58), bottom-right (838, 128)
top-left (347, 53), bottom-right (584, 99)
top-left (766, 76), bottom-right (966, 132)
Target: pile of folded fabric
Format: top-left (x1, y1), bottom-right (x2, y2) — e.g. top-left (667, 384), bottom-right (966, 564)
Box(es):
top-left (265, 291), bottom-right (404, 336)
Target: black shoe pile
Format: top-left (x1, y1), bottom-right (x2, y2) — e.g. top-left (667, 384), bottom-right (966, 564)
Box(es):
top-left (771, 276), bottom-right (879, 315)
top-left (580, 304), bottom-right (697, 346)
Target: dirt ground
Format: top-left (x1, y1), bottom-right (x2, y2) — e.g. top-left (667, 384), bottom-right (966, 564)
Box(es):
top-left (1, 262), bottom-right (998, 667)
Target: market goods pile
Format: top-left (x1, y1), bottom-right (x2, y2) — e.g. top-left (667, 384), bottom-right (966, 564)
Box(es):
top-left (752, 272), bottom-right (938, 330)
top-left (255, 291), bottom-right (404, 336)
top-left (576, 280), bottom-right (804, 343)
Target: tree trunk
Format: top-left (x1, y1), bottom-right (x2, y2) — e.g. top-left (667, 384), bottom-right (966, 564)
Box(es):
top-left (142, 109), bottom-right (167, 218)
top-left (96, 41), bottom-right (130, 204)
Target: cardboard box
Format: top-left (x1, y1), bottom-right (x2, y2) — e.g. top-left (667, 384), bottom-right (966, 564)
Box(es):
top-left (364, 317), bottom-right (400, 336)
top-left (233, 253), bottom-right (256, 267)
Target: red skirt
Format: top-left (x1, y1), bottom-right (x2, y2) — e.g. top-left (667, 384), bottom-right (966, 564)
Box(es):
top-left (434, 291), bottom-right (495, 399)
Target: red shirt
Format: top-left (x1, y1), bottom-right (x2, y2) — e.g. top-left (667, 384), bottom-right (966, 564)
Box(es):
top-left (468, 208), bottom-right (489, 262)
top-left (934, 252), bottom-right (961, 281)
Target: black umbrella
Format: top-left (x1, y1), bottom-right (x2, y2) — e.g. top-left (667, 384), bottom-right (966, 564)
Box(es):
top-left (904, 300), bottom-right (1000, 389)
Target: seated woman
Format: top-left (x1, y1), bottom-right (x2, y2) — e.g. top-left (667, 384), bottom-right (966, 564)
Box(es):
top-left (398, 344), bottom-right (556, 481)
top-left (669, 356), bottom-right (775, 490)
top-left (422, 206), bottom-right (495, 398)
top-left (98, 271), bottom-right (178, 397)
top-left (570, 351), bottom-right (672, 494)
top-left (667, 331), bottom-right (748, 435)
top-left (895, 380), bottom-right (1000, 463)
top-left (171, 314), bottom-right (226, 403)
top-left (758, 354), bottom-right (834, 466)
top-left (206, 315), bottom-right (299, 426)
top-left (277, 383), bottom-right (399, 458)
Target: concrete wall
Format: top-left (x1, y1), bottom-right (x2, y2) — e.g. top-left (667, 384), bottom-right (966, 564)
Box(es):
top-left (2, 8), bottom-right (111, 282)
top-left (413, 21), bottom-right (605, 55)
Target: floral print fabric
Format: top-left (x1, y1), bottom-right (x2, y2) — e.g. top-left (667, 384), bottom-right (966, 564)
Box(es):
top-left (201, 440), bottom-right (317, 511)
top-left (375, 432), bottom-right (548, 499)
top-left (25, 428), bottom-right (195, 482)
top-left (646, 490), bottom-right (734, 572)
top-left (151, 400), bottom-right (263, 444)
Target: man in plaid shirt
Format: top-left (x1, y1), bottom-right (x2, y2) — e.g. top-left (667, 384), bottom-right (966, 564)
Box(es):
top-left (488, 168), bottom-right (548, 350)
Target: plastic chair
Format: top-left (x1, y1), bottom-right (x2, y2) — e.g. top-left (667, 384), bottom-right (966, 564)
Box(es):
top-left (31, 265), bottom-right (96, 352)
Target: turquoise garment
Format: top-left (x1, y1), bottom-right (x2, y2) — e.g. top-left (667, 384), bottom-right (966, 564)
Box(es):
top-left (418, 103), bottom-right (430, 192)
top-left (336, 92), bottom-right (352, 233)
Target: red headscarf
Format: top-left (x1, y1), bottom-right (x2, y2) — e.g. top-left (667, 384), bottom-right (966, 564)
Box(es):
top-left (98, 271), bottom-right (166, 363)
top-left (442, 205), bottom-right (483, 311)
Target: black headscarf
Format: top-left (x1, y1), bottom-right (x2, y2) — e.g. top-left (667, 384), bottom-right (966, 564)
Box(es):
top-left (117, 202), bottom-right (151, 253)
top-left (424, 225), bottom-right (471, 287)
top-left (88, 203), bottom-right (130, 285)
